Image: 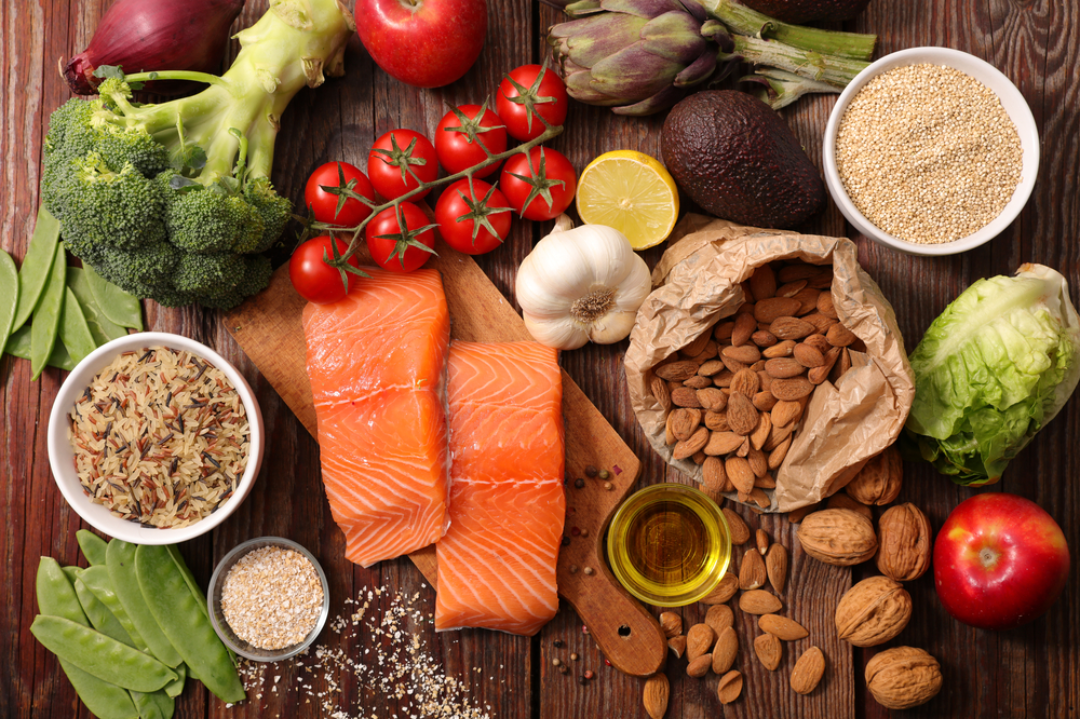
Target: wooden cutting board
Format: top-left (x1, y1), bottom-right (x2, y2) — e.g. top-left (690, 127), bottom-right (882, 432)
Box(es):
top-left (222, 241), bottom-right (667, 677)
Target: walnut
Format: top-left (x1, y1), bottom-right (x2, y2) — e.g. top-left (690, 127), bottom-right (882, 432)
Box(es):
top-left (865, 646), bottom-right (943, 710)
top-left (835, 576), bottom-right (912, 647)
top-left (844, 446), bottom-right (902, 505)
top-left (796, 509), bottom-right (878, 566)
top-left (876, 503), bottom-right (932, 581)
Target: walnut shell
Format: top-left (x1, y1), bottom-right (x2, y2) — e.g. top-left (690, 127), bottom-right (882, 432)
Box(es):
top-left (844, 446), bottom-right (902, 505)
top-left (876, 503), bottom-right (932, 581)
top-left (835, 576), bottom-right (912, 647)
top-left (797, 509), bottom-right (878, 566)
top-left (865, 646), bottom-right (943, 710)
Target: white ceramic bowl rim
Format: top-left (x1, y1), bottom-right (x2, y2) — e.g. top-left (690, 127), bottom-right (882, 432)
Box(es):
top-left (822, 46), bottom-right (1040, 257)
top-left (46, 331), bottom-right (264, 545)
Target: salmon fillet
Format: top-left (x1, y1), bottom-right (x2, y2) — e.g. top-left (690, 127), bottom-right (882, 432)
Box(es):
top-left (436, 341), bottom-right (565, 635)
top-left (302, 268), bottom-right (450, 567)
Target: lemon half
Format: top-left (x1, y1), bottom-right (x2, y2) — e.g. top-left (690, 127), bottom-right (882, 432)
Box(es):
top-left (576, 150), bottom-right (679, 250)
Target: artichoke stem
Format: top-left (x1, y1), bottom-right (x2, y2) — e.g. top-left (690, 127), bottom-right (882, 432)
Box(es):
top-left (731, 35), bottom-right (869, 88)
top-left (695, 0), bottom-right (878, 61)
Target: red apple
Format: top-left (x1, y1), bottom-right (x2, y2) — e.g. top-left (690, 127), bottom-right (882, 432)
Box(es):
top-left (356, 0), bottom-right (487, 88)
top-left (934, 493), bottom-right (1070, 630)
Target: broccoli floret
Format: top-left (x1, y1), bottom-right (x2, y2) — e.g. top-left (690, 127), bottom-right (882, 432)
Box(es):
top-left (37, 0), bottom-right (354, 309)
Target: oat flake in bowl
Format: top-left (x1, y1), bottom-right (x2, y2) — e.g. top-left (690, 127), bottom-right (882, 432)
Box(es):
top-left (68, 346), bottom-right (249, 529)
top-left (835, 63), bottom-right (1023, 245)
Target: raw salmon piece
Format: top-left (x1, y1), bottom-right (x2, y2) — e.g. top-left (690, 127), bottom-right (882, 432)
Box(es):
top-left (436, 341), bottom-right (565, 636)
top-left (303, 268), bottom-right (450, 567)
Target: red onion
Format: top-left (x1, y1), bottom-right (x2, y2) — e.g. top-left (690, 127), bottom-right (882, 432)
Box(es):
top-left (64, 0), bottom-right (244, 96)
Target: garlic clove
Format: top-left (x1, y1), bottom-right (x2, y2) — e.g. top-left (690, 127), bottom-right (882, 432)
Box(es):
top-left (524, 315), bottom-right (590, 350)
top-left (589, 311), bottom-right (638, 345)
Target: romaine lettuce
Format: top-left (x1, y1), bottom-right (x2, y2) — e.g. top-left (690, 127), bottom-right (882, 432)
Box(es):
top-left (905, 264), bottom-right (1080, 485)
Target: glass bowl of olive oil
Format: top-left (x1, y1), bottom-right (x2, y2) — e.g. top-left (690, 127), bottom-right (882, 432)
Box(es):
top-left (607, 484), bottom-right (732, 607)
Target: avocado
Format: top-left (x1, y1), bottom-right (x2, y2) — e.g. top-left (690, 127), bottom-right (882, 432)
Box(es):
top-left (740, 0), bottom-right (871, 25)
top-left (660, 90), bottom-right (825, 230)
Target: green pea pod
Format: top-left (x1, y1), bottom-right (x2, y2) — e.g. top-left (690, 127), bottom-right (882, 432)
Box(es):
top-left (130, 689), bottom-right (175, 719)
top-left (30, 246), bottom-right (66, 380)
top-left (68, 266), bottom-right (129, 346)
top-left (80, 566), bottom-right (149, 653)
top-left (107, 540), bottom-right (183, 668)
top-left (135, 545), bottom-right (245, 704)
top-left (30, 615), bottom-right (178, 693)
top-left (74, 575), bottom-right (135, 647)
top-left (77, 529), bottom-right (109, 567)
top-left (0, 250), bottom-right (17, 355)
top-left (35, 559), bottom-right (139, 719)
top-left (163, 663), bottom-right (186, 698)
top-left (84, 262), bottom-right (144, 331)
top-left (60, 287), bottom-right (99, 363)
top-left (164, 544), bottom-right (238, 664)
top-left (4, 325), bottom-right (76, 370)
top-left (63, 565), bottom-right (82, 583)
top-left (13, 205), bottom-right (61, 332)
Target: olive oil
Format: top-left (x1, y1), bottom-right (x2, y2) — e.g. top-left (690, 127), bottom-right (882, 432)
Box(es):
top-left (607, 484), bottom-right (732, 607)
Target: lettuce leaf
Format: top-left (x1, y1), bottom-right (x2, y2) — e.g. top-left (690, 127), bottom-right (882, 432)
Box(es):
top-left (905, 264), bottom-right (1080, 485)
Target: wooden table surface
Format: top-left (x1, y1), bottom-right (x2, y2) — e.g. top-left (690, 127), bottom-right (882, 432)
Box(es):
top-left (3, 0), bottom-right (1078, 717)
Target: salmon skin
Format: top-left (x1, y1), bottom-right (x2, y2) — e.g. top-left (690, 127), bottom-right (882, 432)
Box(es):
top-left (436, 341), bottom-right (565, 636)
top-left (302, 267), bottom-right (451, 567)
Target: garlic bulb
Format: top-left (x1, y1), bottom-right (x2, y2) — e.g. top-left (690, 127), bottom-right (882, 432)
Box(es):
top-left (516, 215), bottom-right (652, 350)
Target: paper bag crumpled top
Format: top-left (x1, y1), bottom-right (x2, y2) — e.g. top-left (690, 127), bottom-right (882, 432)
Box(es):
top-left (625, 216), bottom-right (915, 512)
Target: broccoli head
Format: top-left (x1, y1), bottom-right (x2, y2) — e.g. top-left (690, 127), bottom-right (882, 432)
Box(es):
top-left (37, 0), bottom-right (354, 310)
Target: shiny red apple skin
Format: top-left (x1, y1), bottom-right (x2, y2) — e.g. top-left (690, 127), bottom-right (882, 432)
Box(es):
top-left (934, 493), bottom-right (1070, 631)
top-left (356, 0), bottom-right (487, 88)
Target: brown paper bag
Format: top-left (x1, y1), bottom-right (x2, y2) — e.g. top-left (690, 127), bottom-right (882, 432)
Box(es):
top-left (625, 216), bottom-right (915, 512)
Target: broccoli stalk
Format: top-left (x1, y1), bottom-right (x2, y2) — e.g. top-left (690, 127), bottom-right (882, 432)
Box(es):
top-left (41, 0), bottom-right (355, 309)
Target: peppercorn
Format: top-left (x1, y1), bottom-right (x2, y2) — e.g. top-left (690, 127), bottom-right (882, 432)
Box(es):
top-left (585, 465), bottom-right (599, 478)
top-left (580, 528), bottom-right (589, 537)
top-left (569, 565), bottom-right (579, 574)
top-left (603, 482), bottom-right (613, 491)
top-left (578, 675), bottom-right (588, 685)
top-left (570, 526), bottom-right (580, 536)
top-left (574, 477), bottom-right (585, 489)
top-left (553, 639), bottom-right (565, 648)
top-left (598, 470), bottom-right (610, 480)
top-left (559, 665), bottom-right (570, 675)
top-left (552, 658), bottom-right (561, 667)
top-left (561, 536), bottom-right (571, 546)
top-left (584, 567), bottom-right (595, 576)
top-left (570, 653), bottom-right (579, 661)
top-left (584, 670), bottom-right (595, 680)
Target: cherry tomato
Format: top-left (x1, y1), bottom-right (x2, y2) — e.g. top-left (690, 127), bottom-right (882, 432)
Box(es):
top-left (497, 65), bottom-right (569, 142)
top-left (499, 147), bottom-right (577, 221)
top-left (368, 129), bottom-right (439, 201)
top-left (434, 104), bottom-right (507, 178)
top-left (289, 235), bottom-right (362, 304)
top-left (366, 202), bottom-right (437, 273)
top-left (304, 162), bottom-right (376, 227)
top-left (434, 179), bottom-right (512, 255)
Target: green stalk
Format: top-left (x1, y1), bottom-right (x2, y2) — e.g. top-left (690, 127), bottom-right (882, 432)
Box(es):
top-left (740, 68), bottom-right (841, 109)
top-left (697, 0), bottom-right (877, 61)
top-left (729, 35), bottom-right (869, 88)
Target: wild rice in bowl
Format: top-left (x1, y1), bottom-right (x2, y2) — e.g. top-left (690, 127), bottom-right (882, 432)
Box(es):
top-left (67, 346), bottom-right (249, 529)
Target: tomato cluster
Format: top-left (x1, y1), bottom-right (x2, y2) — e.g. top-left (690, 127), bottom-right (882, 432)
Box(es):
top-left (291, 65), bottom-right (575, 304)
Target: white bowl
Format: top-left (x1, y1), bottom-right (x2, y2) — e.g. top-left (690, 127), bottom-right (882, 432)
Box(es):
top-left (822, 46), bottom-right (1040, 256)
top-left (47, 332), bottom-right (264, 544)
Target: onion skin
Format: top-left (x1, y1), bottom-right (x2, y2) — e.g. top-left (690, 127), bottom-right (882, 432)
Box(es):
top-left (64, 0), bottom-right (243, 96)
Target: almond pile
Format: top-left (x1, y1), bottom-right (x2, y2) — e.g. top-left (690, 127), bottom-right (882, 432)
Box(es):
top-left (651, 260), bottom-right (864, 509)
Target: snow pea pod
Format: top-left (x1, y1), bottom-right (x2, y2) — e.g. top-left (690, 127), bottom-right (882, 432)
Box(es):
top-left (163, 663), bottom-right (186, 698)
top-left (80, 566), bottom-right (149, 653)
top-left (85, 262), bottom-right (144, 331)
top-left (4, 325), bottom-right (75, 370)
top-left (68, 266), bottom-right (128, 345)
top-left (131, 689), bottom-right (175, 719)
top-left (77, 529), bottom-right (109, 567)
top-left (0, 250), bottom-right (17, 354)
top-left (74, 575), bottom-right (135, 647)
top-left (30, 615), bottom-right (178, 693)
top-left (29, 246), bottom-right (66, 380)
top-left (13, 205), bottom-right (61, 332)
top-left (60, 286), bottom-right (99, 363)
top-left (107, 540), bottom-right (183, 668)
top-left (35, 558), bottom-right (138, 719)
top-left (135, 545), bottom-right (245, 703)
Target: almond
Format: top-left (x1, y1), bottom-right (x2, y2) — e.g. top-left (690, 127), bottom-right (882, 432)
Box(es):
top-left (659, 611), bottom-right (682, 639)
top-left (655, 360), bottom-right (698, 382)
top-left (791, 646), bottom-right (826, 695)
top-left (700, 572), bottom-right (739, 604)
top-left (726, 457), bottom-right (756, 495)
top-left (696, 387), bottom-right (728, 412)
top-left (832, 347), bottom-right (852, 383)
top-left (752, 391), bottom-right (778, 412)
top-left (817, 292), bottom-right (838, 318)
top-left (721, 354), bottom-right (749, 374)
top-left (672, 426), bottom-right (709, 460)
top-left (748, 264), bottom-right (777, 300)
top-left (670, 386), bottom-right (702, 408)
top-left (717, 670), bottom-right (744, 704)
top-left (692, 450), bottom-right (707, 465)
top-left (826, 322), bottom-right (857, 347)
top-left (776, 279), bottom-right (808, 297)
top-left (751, 329), bottom-right (778, 348)
top-left (643, 674), bottom-right (669, 719)
top-left (726, 392), bottom-right (759, 436)
top-left (681, 332), bottom-right (712, 359)
top-left (687, 655), bottom-right (712, 678)
top-left (729, 368), bottom-right (760, 398)
top-left (667, 635), bottom-right (687, 659)
top-left (802, 312), bottom-right (838, 334)
top-left (755, 633), bottom-right (783, 672)
top-left (705, 604), bottom-right (734, 637)
top-left (757, 369), bottom-right (773, 393)
top-left (770, 377), bottom-right (814, 401)
top-left (793, 342), bottom-right (826, 368)
top-left (713, 321), bottom-right (735, 342)
top-left (731, 312), bottom-right (757, 347)
top-left (705, 430), bottom-right (743, 456)
top-left (758, 614), bottom-right (808, 641)
top-left (712, 370), bottom-right (734, 388)
top-left (771, 316), bottom-right (815, 340)
top-left (754, 473), bottom-right (777, 489)
top-left (764, 357), bottom-right (805, 379)
top-left (698, 359), bottom-right (726, 377)
top-left (766, 543), bottom-right (788, 593)
top-left (755, 528), bottom-right (769, 555)
top-left (747, 447), bottom-right (768, 477)
top-left (686, 623), bottom-right (715, 662)
top-left (777, 263), bottom-right (822, 283)
top-left (702, 456), bottom-right (732, 494)
top-left (808, 347), bottom-right (841, 384)
top-left (687, 340), bottom-right (718, 365)
top-left (665, 412), bottom-right (677, 445)
top-left (827, 492), bottom-right (872, 520)
top-left (651, 377), bottom-right (672, 412)
top-left (808, 270), bottom-right (833, 290)
top-left (739, 548), bottom-right (767, 590)
top-left (739, 589), bottom-right (783, 614)
top-left (722, 344), bottom-right (761, 365)
top-left (767, 434), bottom-right (793, 470)
top-left (803, 333), bottom-right (831, 354)
top-left (770, 400), bottom-right (803, 428)
top-left (764, 421), bottom-right (795, 452)
top-left (763, 339), bottom-right (796, 358)
top-left (755, 297), bottom-right (803, 323)
top-left (791, 286), bottom-right (822, 315)
top-left (669, 408), bottom-right (701, 441)
top-left (749, 412), bottom-right (772, 451)
top-left (721, 508), bottom-right (750, 545)
top-left (683, 375), bottom-right (712, 389)
top-left (704, 411), bottom-right (730, 432)
top-left (748, 487), bottom-right (771, 509)
top-left (711, 626), bottom-right (738, 675)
